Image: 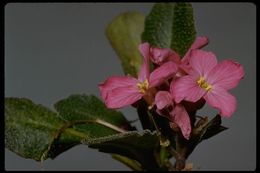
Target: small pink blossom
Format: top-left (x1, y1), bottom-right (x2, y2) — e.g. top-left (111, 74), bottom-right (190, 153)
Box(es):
top-left (148, 37), bottom-right (209, 78)
top-left (154, 91), bottom-right (173, 111)
top-left (179, 36), bottom-right (209, 74)
top-left (171, 49), bottom-right (244, 117)
top-left (99, 43), bottom-right (178, 109)
top-left (154, 91), bottom-right (191, 140)
top-left (150, 47), bottom-right (181, 65)
top-left (149, 36), bottom-right (208, 67)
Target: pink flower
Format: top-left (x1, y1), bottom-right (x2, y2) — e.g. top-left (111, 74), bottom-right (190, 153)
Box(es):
top-left (99, 43), bottom-right (178, 109)
top-left (154, 91), bottom-right (191, 140)
top-left (149, 47), bottom-right (181, 65)
top-left (149, 36), bottom-right (208, 67)
top-left (171, 49), bottom-right (244, 117)
top-left (148, 36), bottom-right (209, 78)
top-left (179, 36), bottom-right (209, 74)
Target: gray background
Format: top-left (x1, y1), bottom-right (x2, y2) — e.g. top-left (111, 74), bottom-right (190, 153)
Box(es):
top-left (5, 3), bottom-right (256, 171)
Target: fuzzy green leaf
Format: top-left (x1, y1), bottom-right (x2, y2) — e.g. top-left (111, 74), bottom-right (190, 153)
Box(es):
top-left (112, 154), bottom-right (143, 171)
top-left (106, 12), bottom-right (145, 77)
top-left (201, 115), bottom-right (228, 140)
top-left (142, 2), bottom-right (196, 57)
top-left (5, 95), bottom-right (134, 162)
top-left (5, 98), bottom-right (86, 161)
top-left (194, 114), bottom-right (228, 142)
top-left (171, 3), bottom-right (196, 57)
top-left (83, 130), bottom-right (162, 171)
top-left (54, 95), bottom-right (164, 170)
top-left (142, 3), bottom-right (175, 48)
top-left (54, 94), bottom-right (135, 138)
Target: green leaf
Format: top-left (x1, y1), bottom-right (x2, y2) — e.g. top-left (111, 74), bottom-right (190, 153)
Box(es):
top-left (106, 12), bottom-right (145, 77)
top-left (5, 95), bottom-right (134, 162)
top-left (5, 97), bottom-right (86, 161)
top-left (142, 2), bottom-right (196, 57)
top-left (112, 154), bottom-right (143, 171)
top-left (142, 3), bottom-right (175, 48)
top-left (54, 95), bottom-right (164, 170)
top-left (201, 115), bottom-right (228, 140)
top-left (54, 94), bottom-right (135, 138)
top-left (83, 130), bottom-right (163, 171)
top-left (171, 3), bottom-right (196, 57)
top-left (84, 129), bottom-right (158, 148)
top-left (194, 114), bottom-right (228, 142)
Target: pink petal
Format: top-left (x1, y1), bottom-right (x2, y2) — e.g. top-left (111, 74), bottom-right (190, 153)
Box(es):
top-left (138, 42), bottom-right (150, 82)
top-left (99, 76), bottom-right (138, 100)
top-left (190, 36), bottom-right (209, 50)
top-left (150, 47), bottom-right (171, 65)
top-left (178, 61), bottom-right (192, 75)
top-left (170, 75), bottom-right (206, 103)
top-left (149, 61), bottom-right (178, 87)
top-left (204, 86), bottom-right (237, 117)
top-left (168, 50), bottom-right (181, 64)
top-left (207, 60), bottom-right (244, 90)
top-left (176, 59), bottom-right (192, 78)
top-left (189, 49), bottom-right (218, 78)
top-left (182, 36), bottom-right (209, 63)
top-left (150, 47), bottom-right (181, 65)
top-left (155, 91), bottom-right (173, 110)
top-left (170, 104), bottom-right (191, 140)
top-left (105, 85), bottom-right (143, 109)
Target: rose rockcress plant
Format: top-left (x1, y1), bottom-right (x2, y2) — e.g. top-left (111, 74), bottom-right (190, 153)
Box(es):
top-left (99, 36), bottom-right (244, 170)
top-left (5, 3), bottom-right (245, 171)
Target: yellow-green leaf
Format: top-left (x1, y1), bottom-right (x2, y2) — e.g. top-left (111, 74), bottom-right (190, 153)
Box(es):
top-left (106, 12), bottom-right (145, 77)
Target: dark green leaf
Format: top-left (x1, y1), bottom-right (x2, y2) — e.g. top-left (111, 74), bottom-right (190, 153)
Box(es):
top-left (171, 3), bottom-right (196, 57)
top-left (54, 95), bottom-right (164, 170)
top-left (5, 98), bottom-right (86, 161)
top-left (54, 94), bottom-right (135, 138)
top-left (83, 130), bottom-right (162, 170)
top-left (142, 3), bottom-right (196, 57)
top-left (201, 115), bottom-right (228, 140)
top-left (142, 3), bottom-right (175, 48)
top-left (106, 12), bottom-right (145, 77)
top-left (84, 129), bottom-right (158, 148)
top-left (194, 114), bottom-right (228, 142)
top-left (112, 154), bottom-right (143, 171)
top-left (5, 95), bottom-right (134, 162)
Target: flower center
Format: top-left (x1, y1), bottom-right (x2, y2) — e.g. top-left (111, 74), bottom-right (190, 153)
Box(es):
top-left (197, 76), bottom-right (212, 91)
top-left (137, 79), bottom-right (149, 94)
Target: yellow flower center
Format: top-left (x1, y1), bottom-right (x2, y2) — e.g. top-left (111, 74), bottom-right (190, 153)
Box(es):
top-left (137, 79), bottom-right (149, 94)
top-left (197, 76), bottom-right (212, 91)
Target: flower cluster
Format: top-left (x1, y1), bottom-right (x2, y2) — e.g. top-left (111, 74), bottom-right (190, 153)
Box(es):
top-left (99, 36), bottom-right (244, 140)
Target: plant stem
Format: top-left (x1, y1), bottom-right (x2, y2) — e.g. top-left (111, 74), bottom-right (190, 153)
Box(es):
top-left (147, 110), bottom-right (160, 133)
top-left (53, 119), bottom-right (127, 142)
top-left (112, 154), bottom-right (143, 171)
top-left (137, 99), bottom-right (155, 130)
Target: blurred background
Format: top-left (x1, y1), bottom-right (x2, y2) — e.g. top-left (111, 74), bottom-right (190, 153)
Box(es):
top-left (5, 3), bottom-right (256, 171)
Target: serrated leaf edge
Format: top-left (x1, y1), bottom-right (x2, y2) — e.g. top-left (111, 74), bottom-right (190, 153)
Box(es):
top-left (82, 130), bottom-right (159, 145)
